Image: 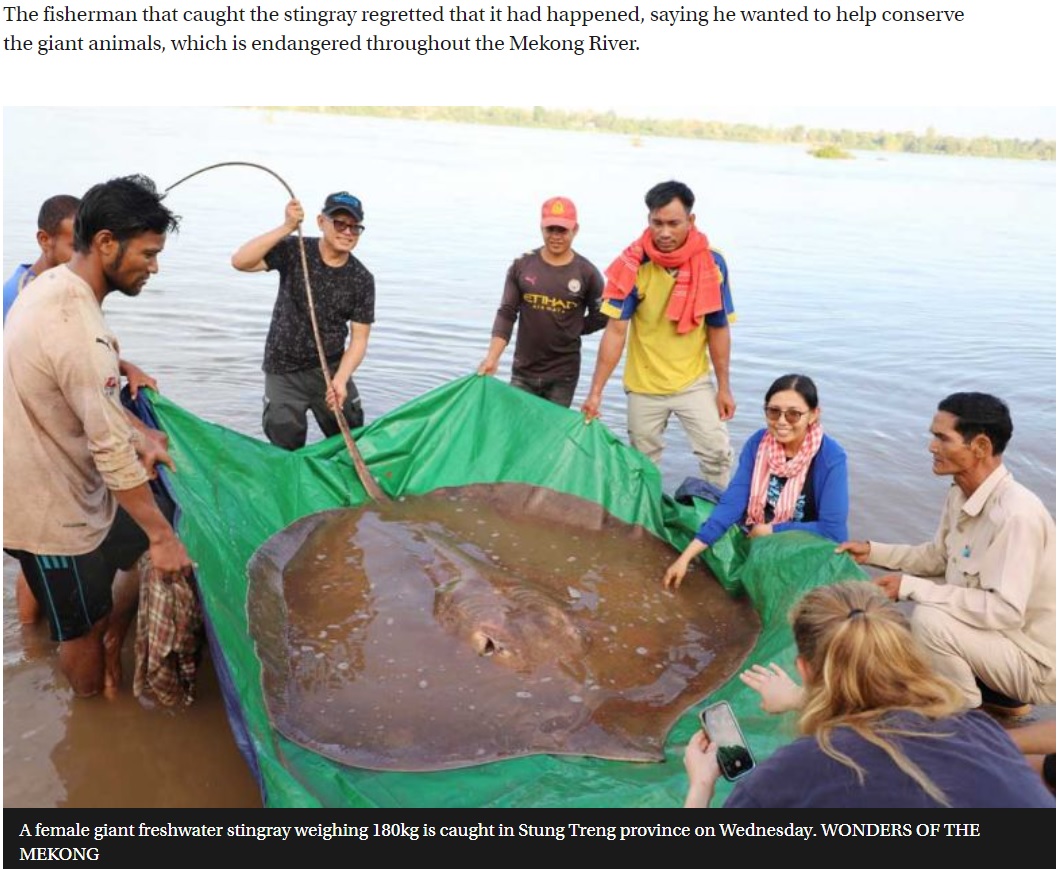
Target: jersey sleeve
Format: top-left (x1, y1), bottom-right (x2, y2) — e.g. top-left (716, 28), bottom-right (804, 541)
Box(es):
top-left (704, 250), bottom-right (735, 328)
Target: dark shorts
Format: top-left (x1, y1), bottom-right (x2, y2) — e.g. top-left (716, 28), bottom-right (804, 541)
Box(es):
top-left (263, 363), bottom-right (364, 451)
top-left (5, 507), bottom-right (149, 643)
top-left (510, 374), bottom-right (578, 409)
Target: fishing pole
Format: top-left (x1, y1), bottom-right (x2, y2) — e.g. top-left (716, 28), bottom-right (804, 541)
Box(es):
top-left (165, 161), bottom-right (386, 502)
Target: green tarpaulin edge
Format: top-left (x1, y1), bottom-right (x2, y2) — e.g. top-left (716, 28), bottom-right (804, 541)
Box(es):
top-left (147, 374), bottom-right (866, 808)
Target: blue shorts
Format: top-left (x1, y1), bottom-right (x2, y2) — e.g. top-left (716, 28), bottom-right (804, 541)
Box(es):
top-left (5, 507), bottom-right (149, 642)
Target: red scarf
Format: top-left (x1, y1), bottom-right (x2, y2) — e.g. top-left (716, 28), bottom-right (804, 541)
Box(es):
top-left (746, 422), bottom-right (824, 526)
top-left (603, 227), bottom-right (722, 334)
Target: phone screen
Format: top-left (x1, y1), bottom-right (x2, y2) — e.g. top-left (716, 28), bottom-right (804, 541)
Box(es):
top-left (700, 702), bottom-right (756, 781)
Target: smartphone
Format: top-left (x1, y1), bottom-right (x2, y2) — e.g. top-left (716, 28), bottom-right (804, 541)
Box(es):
top-left (699, 700), bottom-right (756, 781)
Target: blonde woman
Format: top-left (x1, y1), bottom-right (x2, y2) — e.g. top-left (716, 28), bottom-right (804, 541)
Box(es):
top-left (684, 581), bottom-right (1054, 807)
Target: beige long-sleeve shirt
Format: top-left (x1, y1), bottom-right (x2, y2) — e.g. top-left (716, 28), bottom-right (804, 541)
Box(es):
top-left (868, 464), bottom-right (1055, 669)
top-left (3, 265), bottom-right (149, 554)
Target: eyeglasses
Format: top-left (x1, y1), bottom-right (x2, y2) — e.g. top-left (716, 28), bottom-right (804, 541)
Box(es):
top-left (764, 406), bottom-right (809, 424)
top-left (328, 216), bottom-right (365, 236)
top-left (543, 225), bottom-right (571, 235)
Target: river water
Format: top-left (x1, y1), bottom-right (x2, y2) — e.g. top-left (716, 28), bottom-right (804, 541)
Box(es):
top-left (2, 106), bottom-right (1055, 807)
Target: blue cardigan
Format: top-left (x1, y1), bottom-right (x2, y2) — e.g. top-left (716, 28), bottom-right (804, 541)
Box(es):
top-left (694, 429), bottom-right (849, 547)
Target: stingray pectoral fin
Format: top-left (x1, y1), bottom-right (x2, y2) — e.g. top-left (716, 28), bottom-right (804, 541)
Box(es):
top-left (554, 723), bottom-right (665, 763)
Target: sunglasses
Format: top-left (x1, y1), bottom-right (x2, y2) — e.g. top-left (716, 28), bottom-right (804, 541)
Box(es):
top-left (764, 406), bottom-right (809, 424)
top-left (328, 216), bottom-right (365, 236)
top-left (543, 225), bottom-right (572, 235)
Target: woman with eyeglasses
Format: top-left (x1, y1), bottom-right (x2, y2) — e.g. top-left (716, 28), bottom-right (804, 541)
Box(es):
top-left (663, 373), bottom-right (848, 589)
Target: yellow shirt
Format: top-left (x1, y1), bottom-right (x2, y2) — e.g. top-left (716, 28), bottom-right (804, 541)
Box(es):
top-left (620, 262), bottom-right (711, 395)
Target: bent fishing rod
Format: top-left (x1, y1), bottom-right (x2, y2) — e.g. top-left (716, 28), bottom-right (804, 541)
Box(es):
top-left (165, 161), bottom-right (386, 502)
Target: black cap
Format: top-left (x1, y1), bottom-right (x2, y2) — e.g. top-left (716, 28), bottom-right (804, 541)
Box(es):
top-left (322, 191), bottom-right (364, 221)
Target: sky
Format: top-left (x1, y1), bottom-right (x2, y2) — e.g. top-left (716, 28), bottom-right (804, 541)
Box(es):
top-left (598, 107), bottom-right (1056, 141)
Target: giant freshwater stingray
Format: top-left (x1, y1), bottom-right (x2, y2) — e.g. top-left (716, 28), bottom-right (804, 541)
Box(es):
top-left (247, 483), bottom-right (761, 772)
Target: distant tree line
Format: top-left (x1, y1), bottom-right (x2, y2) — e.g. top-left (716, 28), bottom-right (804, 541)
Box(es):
top-left (262, 105), bottom-right (1055, 161)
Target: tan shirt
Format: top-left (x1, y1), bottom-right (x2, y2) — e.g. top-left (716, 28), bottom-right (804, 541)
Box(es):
top-left (3, 265), bottom-right (149, 554)
top-left (868, 464), bottom-right (1055, 669)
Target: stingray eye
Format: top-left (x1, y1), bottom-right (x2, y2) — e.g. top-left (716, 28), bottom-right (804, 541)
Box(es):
top-left (485, 638), bottom-right (512, 657)
top-left (472, 630), bottom-right (503, 656)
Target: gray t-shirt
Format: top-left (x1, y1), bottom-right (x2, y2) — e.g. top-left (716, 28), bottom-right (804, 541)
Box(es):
top-left (724, 709), bottom-right (1054, 808)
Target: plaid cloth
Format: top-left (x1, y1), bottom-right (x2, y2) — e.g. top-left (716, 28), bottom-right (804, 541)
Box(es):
top-left (133, 553), bottom-right (205, 707)
top-left (746, 422), bottom-right (824, 527)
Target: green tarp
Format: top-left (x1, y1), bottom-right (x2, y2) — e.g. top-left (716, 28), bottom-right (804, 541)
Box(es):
top-left (147, 374), bottom-right (866, 807)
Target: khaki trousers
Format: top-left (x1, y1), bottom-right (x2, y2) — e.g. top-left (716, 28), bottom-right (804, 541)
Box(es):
top-left (626, 375), bottom-right (734, 489)
top-left (910, 605), bottom-right (1056, 707)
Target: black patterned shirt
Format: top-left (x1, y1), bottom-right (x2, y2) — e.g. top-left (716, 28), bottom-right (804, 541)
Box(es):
top-left (262, 236), bottom-right (375, 374)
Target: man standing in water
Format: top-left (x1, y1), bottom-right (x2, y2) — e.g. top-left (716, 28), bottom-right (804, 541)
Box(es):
top-left (477, 196), bottom-right (606, 408)
top-left (3, 175), bottom-right (194, 698)
top-left (4, 192), bottom-right (161, 627)
top-left (837, 392), bottom-right (1055, 717)
top-left (4, 194), bottom-right (80, 320)
top-left (232, 191), bottom-right (375, 450)
top-left (580, 180), bottom-right (736, 488)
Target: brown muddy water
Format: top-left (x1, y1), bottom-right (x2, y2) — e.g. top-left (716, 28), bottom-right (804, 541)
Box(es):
top-left (248, 486), bottom-right (759, 772)
top-left (2, 554), bottom-right (263, 807)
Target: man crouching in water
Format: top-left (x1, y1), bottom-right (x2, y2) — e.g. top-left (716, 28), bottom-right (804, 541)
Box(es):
top-left (3, 175), bottom-right (194, 698)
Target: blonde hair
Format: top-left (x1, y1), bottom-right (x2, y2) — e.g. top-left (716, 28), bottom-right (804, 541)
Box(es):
top-left (790, 581), bottom-right (967, 806)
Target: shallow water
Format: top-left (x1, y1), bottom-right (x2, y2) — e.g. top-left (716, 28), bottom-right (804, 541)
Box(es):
top-left (249, 486), bottom-right (759, 771)
top-left (2, 106), bottom-right (1055, 807)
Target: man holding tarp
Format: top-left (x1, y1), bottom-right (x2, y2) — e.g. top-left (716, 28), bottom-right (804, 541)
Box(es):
top-left (580, 179), bottom-right (736, 489)
top-left (3, 175), bottom-right (194, 699)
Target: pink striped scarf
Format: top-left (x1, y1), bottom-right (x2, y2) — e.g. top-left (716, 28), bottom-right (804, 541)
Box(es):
top-left (745, 422), bottom-right (824, 526)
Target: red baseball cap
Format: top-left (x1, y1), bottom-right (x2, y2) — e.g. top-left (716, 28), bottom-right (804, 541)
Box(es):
top-left (541, 196), bottom-right (578, 230)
